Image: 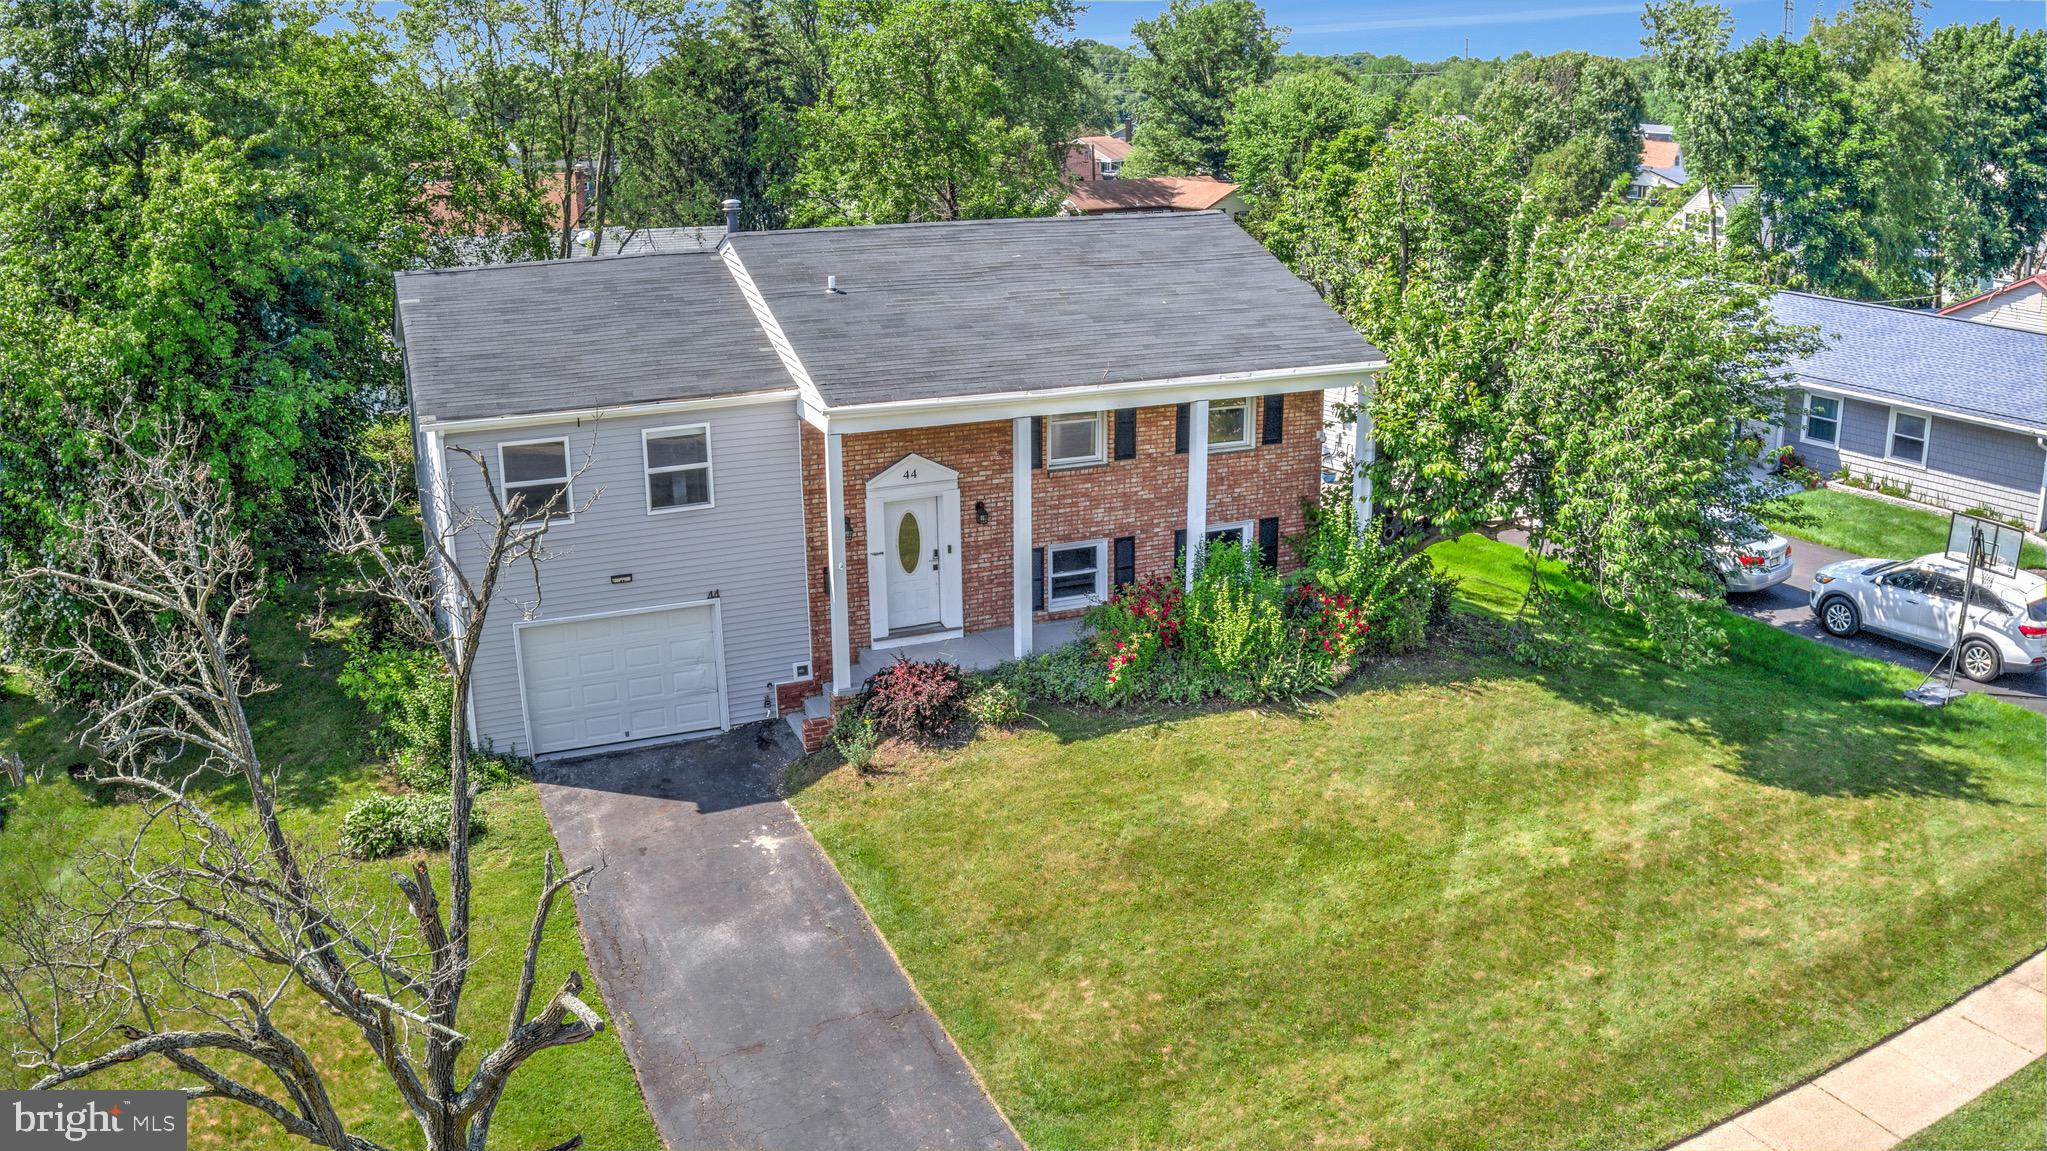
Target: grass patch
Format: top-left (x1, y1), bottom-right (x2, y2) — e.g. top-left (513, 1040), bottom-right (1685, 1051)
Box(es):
top-left (789, 534), bottom-right (2044, 1150)
top-left (1896, 1058), bottom-right (2045, 1151)
top-left (0, 582), bottom-right (657, 1151)
top-left (1764, 487), bottom-right (2046, 569)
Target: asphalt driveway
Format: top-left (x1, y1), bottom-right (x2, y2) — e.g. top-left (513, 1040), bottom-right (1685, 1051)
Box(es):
top-left (534, 725), bottom-right (1022, 1151)
top-left (1722, 534), bottom-right (2047, 715)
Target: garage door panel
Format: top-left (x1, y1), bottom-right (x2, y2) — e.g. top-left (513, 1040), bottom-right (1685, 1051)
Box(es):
top-left (520, 605), bottom-right (724, 755)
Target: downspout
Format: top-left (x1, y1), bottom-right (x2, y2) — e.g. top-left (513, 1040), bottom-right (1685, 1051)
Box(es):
top-left (2035, 437), bottom-right (2047, 533)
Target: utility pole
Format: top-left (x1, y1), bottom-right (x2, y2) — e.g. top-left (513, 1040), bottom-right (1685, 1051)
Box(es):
top-left (1783, 0), bottom-right (1794, 37)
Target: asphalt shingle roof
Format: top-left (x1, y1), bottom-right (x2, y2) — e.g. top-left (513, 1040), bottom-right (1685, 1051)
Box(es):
top-left (397, 251), bottom-right (789, 423)
top-left (724, 212), bottom-right (1378, 408)
top-left (1771, 291), bottom-right (2046, 434)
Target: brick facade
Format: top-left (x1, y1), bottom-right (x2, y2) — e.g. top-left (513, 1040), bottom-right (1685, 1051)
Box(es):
top-left (798, 390), bottom-right (1329, 688)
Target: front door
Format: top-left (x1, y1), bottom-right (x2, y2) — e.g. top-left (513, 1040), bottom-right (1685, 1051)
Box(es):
top-left (883, 496), bottom-right (942, 631)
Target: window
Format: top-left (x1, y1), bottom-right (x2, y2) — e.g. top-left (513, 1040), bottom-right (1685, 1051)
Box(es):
top-left (1204, 522), bottom-right (1252, 550)
top-left (1887, 409), bottom-right (1928, 465)
top-left (1208, 399), bottom-right (1253, 451)
top-left (499, 439), bottom-right (572, 522)
top-left (1046, 541), bottom-right (1106, 609)
top-left (1881, 567), bottom-right (1929, 592)
top-left (1047, 412), bottom-right (1105, 468)
top-left (644, 425), bottom-right (713, 512)
top-left (1802, 393), bottom-right (1841, 446)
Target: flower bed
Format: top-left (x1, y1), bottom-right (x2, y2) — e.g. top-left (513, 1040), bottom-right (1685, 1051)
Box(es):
top-left (995, 485), bottom-right (1453, 708)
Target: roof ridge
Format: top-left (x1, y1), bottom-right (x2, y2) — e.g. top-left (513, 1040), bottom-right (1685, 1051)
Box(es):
top-left (724, 211), bottom-right (1220, 242)
top-left (396, 246), bottom-right (715, 279)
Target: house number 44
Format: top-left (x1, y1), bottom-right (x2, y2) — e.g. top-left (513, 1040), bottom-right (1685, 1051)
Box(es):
top-left (901, 468), bottom-right (917, 479)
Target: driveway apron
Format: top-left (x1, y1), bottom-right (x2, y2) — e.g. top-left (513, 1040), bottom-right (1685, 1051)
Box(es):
top-left (534, 725), bottom-right (1022, 1151)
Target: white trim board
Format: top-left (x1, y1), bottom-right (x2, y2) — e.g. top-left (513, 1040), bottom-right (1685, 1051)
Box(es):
top-left (1794, 375), bottom-right (2045, 439)
top-left (419, 388), bottom-right (800, 435)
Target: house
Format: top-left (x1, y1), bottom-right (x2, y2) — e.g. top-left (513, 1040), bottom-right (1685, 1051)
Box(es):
top-left (1628, 123), bottom-right (1686, 201)
top-left (1939, 272), bottom-right (2047, 333)
top-left (1065, 131), bottom-right (1133, 182)
top-left (1772, 292), bottom-right (2047, 532)
top-left (1668, 183), bottom-right (1759, 247)
top-left (1061, 176), bottom-right (1246, 218)
top-left (394, 211), bottom-right (1382, 758)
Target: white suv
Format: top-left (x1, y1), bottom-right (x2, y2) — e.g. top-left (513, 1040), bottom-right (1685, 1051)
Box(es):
top-left (1809, 553), bottom-right (2047, 681)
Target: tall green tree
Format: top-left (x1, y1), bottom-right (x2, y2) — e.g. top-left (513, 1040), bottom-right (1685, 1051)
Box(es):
top-left (1921, 20), bottom-right (2047, 292)
top-left (1475, 50), bottom-right (1646, 186)
top-left (792, 0), bottom-right (1082, 224)
top-left (1268, 118), bottom-right (1810, 662)
top-left (610, 0), bottom-right (818, 231)
top-left (0, 3), bottom-right (514, 582)
top-left (1223, 67), bottom-right (1395, 198)
top-left (1122, 0), bottom-right (1282, 178)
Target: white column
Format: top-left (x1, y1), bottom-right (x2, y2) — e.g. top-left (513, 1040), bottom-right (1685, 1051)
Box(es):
top-left (1012, 417), bottom-right (1034, 659)
top-left (1185, 399), bottom-right (1209, 588)
top-left (1352, 383), bottom-right (1375, 534)
top-left (2035, 437), bottom-right (2047, 533)
top-left (824, 431), bottom-right (852, 692)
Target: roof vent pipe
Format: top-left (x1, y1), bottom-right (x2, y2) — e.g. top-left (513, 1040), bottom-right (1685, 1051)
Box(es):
top-left (826, 274), bottom-right (838, 293)
top-left (721, 197), bottom-right (742, 233)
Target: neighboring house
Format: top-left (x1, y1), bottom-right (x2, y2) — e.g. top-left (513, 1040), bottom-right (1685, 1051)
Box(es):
top-left (1772, 291), bottom-right (2047, 532)
top-left (1628, 124), bottom-right (1686, 201)
top-left (1669, 183), bottom-right (1759, 247)
top-left (1061, 176), bottom-right (1245, 218)
top-left (395, 212), bottom-right (1382, 758)
top-left (1939, 272), bottom-right (2047, 333)
top-left (1065, 131), bottom-right (1133, 182)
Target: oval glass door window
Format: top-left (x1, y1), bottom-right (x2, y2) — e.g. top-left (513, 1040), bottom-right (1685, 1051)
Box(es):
top-left (897, 510), bottom-right (921, 575)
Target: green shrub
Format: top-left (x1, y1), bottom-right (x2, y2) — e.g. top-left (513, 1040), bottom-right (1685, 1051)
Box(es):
top-left (1292, 481), bottom-right (1452, 656)
top-left (964, 682), bottom-right (1024, 727)
top-left (990, 643), bottom-right (1106, 706)
top-left (1181, 542), bottom-right (1295, 685)
top-left (830, 704), bottom-right (879, 770)
top-left (339, 792), bottom-right (486, 860)
top-left (338, 634), bottom-right (451, 770)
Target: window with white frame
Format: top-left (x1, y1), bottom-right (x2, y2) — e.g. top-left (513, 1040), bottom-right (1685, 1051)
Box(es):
top-left (1047, 540), bottom-right (1106, 609)
top-left (1204, 522), bottom-right (1252, 551)
top-left (499, 439), bottom-right (572, 522)
top-left (1802, 392), bottom-right (1841, 446)
top-left (1887, 409), bottom-right (1928, 465)
top-left (1208, 399), bottom-right (1253, 451)
top-left (1047, 412), bottom-right (1106, 468)
top-left (644, 425), bottom-right (713, 511)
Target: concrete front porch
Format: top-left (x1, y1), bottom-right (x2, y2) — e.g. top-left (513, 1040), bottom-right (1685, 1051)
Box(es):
top-left (852, 617), bottom-right (1086, 689)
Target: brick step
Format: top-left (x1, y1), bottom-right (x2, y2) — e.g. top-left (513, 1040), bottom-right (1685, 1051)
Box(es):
top-left (786, 684), bottom-right (836, 753)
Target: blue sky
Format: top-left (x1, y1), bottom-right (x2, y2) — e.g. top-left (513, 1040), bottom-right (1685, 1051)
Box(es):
top-left (1071, 1), bottom-right (2047, 58)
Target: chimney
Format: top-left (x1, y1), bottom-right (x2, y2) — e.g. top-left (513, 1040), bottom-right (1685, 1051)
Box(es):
top-left (721, 197), bottom-right (742, 233)
top-left (1115, 116), bottom-right (1133, 142)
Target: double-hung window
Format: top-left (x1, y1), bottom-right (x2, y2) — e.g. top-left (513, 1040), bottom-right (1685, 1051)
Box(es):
top-left (1047, 540), bottom-right (1106, 610)
top-left (1047, 412), bottom-right (1106, 468)
top-left (499, 439), bottom-right (573, 523)
top-left (1887, 409), bottom-right (1928, 465)
top-left (645, 425), bottom-right (714, 511)
top-left (1802, 392), bottom-right (1840, 446)
top-left (1208, 399), bottom-right (1253, 451)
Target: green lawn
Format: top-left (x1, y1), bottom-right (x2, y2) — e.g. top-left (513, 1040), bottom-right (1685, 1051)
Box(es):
top-left (789, 535), bottom-right (2045, 1151)
top-left (1764, 486), bottom-right (2047, 570)
top-left (0, 583), bottom-right (659, 1151)
top-left (1897, 1058), bottom-right (2046, 1151)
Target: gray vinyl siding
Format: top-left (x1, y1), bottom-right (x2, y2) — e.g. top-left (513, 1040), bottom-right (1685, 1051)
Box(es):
top-left (1791, 392), bottom-right (2047, 529)
top-left (433, 397), bottom-right (812, 755)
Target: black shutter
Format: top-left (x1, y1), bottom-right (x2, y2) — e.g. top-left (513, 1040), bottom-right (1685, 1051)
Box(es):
top-left (1031, 416), bottom-right (1044, 469)
top-left (1173, 529), bottom-right (1188, 570)
top-left (1257, 517), bottom-right (1280, 570)
top-left (1113, 408), bottom-right (1137, 460)
top-left (1261, 394), bottom-right (1284, 444)
top-left (1113, 535), bottom-right (1136, 589)
top-left (1031, 546), bottom-right (1045, 612)
top-left (1174, 404), bottom-right (1189, 454)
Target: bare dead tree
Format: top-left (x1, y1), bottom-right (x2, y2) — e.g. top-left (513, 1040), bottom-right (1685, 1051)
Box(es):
top-left (0, 416), bottom-right (602, 1151)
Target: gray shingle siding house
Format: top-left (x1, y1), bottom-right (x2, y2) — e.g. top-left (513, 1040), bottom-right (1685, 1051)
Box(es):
top-left (1771, 292), bottom-right (2047, 531)
top-left (395, 212), bottom-right (1382, 758)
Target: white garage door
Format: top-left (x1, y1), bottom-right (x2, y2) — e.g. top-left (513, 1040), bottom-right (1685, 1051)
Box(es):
top-left (519, 604), bottom-right (725, 755)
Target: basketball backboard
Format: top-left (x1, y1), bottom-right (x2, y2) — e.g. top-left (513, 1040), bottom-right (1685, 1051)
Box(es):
top-left (1946, 511), bottom-right (2022, 576)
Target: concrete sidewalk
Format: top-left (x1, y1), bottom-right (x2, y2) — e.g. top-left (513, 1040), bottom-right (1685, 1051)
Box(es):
top-left (1677, 953), bottom-right (2046, 1151)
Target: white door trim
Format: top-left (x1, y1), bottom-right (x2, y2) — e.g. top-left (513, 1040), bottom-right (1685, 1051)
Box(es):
top-left (864, 454), bottom-right (963, 641)
top-left (511, 597), bottom-right (730, 757)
